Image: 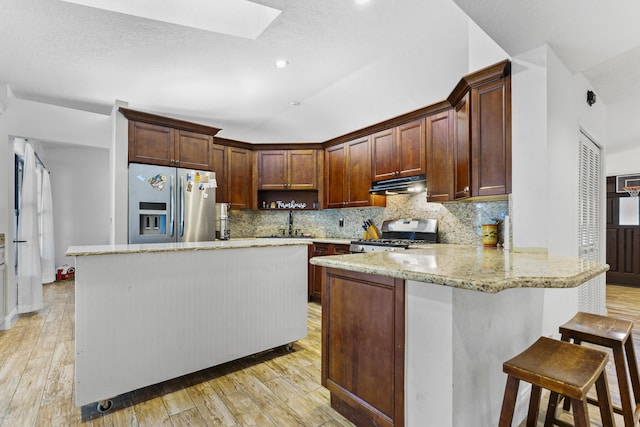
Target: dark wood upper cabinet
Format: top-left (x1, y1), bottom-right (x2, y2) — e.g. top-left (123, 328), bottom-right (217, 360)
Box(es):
top-left (371, 128), bottom-right (396, 181)
top-left (226, 146), bottom-right (253, 209)
top-left (128, 121), bottom-right (175, 166)
top-left (471, 77), bottom-right (512, 196)
top-left (258, 149), bottom-right (318, 190)
top-left (453, 93), bottom-right (471, 200)
top-left (211, 143), bottom-right (226, 203)
top-left (122, 107), bottom-right (220, 172)
top-left (347, 137), bottom-right (375, 207)
top-left (372, 119), bottom-right (426, 182)
top-left (326, 144), bottom-right (348, 209)
top-left (448, 60), bottom-right (511, 200)
top-left (396, 119), bottom-right (426, 177)
top-left (325, 137), bottom-right (385, 209)
top-left (176, 130), bottom-right (213, 171)
top-left (426, 109), bottom-right (453, 202)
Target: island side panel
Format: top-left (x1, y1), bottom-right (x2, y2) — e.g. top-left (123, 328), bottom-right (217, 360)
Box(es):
top-left (451, 286), bottom-right (544, 427)
top-left (405, 280), bottom-right (545, 427)
top-left (74, 245), bottom-right (308, 407)
top-left (405, 280), bottom-right (454, 427)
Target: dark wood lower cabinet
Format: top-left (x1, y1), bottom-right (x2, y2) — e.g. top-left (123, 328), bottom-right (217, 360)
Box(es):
top-left (322, 268), bottom-right (405, 427)
top-left (308, 243), bottom-right (350, 302)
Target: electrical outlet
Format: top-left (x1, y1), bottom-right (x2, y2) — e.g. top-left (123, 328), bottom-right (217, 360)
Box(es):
top-left (339, 218), bottom-right (344, 227)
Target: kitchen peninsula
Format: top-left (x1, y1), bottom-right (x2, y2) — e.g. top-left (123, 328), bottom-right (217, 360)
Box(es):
top-left (67, 239), bottom-right (311, 408)
top-left (309, 244), bottom-right (609, 427)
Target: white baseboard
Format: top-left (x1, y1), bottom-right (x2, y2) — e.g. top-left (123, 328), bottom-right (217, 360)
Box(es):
top-left (0, 308), bottom-right (18, 330)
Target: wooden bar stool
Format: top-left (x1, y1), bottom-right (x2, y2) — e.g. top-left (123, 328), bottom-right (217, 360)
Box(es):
top-left (499, 336), bottom-right (615, 427)
top-left (557, 311), bottom-right (640, 426)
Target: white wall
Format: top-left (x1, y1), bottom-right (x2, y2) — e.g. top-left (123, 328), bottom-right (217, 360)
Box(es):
top-left (510, 45), bottom-right (609, 335)
top-left (6, 98), bottom-right (111, 148)
top-left (511, 47), bottom-right (549, 251)
top-left (607, 146), bottom-right (640, 176)
top-left (41, 144), bottom-right (110, 267)
top-left (467, 18), bottom-right (509, 72)
top-left (0, 93), bottom-right (112, 328)
top-left (111, 100), bottom-right (129, 245)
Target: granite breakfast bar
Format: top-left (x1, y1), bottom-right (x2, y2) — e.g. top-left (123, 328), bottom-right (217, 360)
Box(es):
top-left (67, 239), bottom-right (311, 409)
top-left (310, 244), bottom-right (610, 427)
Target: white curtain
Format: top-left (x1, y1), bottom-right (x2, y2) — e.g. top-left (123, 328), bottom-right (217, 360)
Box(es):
top-left (18, 142), bottom-right (44, 313)
top-left (40, 169), bottom-right (56, 283)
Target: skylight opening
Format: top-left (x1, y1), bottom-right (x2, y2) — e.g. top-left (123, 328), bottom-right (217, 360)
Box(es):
top-left (59, 0), bottom-right (281, 39)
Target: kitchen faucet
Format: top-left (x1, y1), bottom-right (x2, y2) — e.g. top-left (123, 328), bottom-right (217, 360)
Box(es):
top-left (288, 210), bottom-right (294, 236)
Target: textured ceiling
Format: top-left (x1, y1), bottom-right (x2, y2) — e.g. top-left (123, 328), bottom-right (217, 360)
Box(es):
top-left (1, 0), bottom-right (639, 151)
top-left (452, 0), bottom-right (640, 153)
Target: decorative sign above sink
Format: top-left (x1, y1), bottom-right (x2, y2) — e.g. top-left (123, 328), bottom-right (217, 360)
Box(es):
top-left (258, 190), bottom-right (318, 210)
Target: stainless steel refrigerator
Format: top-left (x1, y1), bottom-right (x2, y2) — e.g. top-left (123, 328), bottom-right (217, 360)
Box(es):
top-left (128, 163), bottom-right (217, 244)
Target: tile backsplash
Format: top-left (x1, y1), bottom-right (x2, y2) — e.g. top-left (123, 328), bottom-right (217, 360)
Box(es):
top-left (229, 194), bottom-right (509, 245)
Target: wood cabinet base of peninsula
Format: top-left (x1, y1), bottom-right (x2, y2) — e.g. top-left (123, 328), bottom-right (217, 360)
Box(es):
top-left (322, 268), bottom-right (405, 427)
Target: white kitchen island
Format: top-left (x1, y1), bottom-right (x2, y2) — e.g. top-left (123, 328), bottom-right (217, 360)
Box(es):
top-left (67, 239), bottom-right (310, 408)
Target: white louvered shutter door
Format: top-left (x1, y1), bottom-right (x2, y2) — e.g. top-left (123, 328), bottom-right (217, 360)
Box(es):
top-left (577, 132), bottom-right (605, 313)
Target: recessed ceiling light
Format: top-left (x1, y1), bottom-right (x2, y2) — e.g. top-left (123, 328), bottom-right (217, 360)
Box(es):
top-left (355, 0), bottom-right (370, 4)
top-left (290, 101), bottom-right (301, 106)
top-left (275, 59), bottom-right (289, 68)
top-left (59, 0), bottom-right (281, 39)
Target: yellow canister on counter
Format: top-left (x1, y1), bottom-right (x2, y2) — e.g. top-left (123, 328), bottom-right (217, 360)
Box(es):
top-left (482, 224), bottom-right (498, 247)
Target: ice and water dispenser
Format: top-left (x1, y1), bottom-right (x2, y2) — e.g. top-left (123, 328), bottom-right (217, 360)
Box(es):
top-left (138, 202), bottom-right (168, 237)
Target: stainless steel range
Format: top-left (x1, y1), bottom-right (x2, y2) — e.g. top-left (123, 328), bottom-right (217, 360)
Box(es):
top-left (349, 219), bottom-right (437, 253)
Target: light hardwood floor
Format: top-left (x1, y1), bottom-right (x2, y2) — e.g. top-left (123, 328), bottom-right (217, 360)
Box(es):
top-left (519, 284), bottom-right (640, 427)
top-left (2, 282), bottom-right (639, 426)
top-left (0, 280), bottom-right (355, 427)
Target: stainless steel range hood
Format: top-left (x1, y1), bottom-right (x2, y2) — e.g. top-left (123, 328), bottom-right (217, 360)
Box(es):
top-left (369, 174), bottom-right (426, 195)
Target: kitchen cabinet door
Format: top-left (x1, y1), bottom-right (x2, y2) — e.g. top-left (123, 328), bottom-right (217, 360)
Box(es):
top-left (128, 121), bottom-right (175, 166)
top-left (128, 121), bottom-right (214, 171)
top-left (288, 149), bottom-right (317, 189)
top-left (211, 143), bottom-right (226, 203)
top-left (326, 144), bottom-right (348, 209)
top-left (308, 243), bottom-right (331, 301)
top-left (322, 268), bottom-right (405, 427)
top-left (346, 137), bottom-right (374, 207)
top-left (396, 118), bottom-right (426, 177)
top-left (371, 128), bottom-right (396, 181)
top-left (258, 149), bottom-right (317, 190)
top-left (258, 150), bottom-right (288, 190)
top-left (309, 243), bottom-right (352, 302)
top-left (471, 77), bottom-right (512, 196)
top-left (372, 120), bottom-right (426, 182)
top-left (227, 146), bottom-right (253, 209)
top-left (453, 92), bottom-right (471, 200)
top-left (326, 139), bottom-right (384, 208)
top-left (176, 130), bottom-right (212, 171)
top-left (426, 109), bottom-right (453, 202)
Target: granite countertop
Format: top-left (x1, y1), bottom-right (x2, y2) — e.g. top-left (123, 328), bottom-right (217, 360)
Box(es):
top-left (309, 244), bottom-right (609, 293)
top-left (66, 238), bottom-right (312, 257)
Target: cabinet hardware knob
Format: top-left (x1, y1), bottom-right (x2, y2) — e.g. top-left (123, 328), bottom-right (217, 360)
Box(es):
top-left (464, 186), bottom-right (469, 193)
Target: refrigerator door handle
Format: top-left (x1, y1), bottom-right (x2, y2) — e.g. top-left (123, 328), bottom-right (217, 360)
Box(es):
top-left (179, 175), bottom-right (185, 237)
top-left (169, 175), bottom-right (175, 237)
